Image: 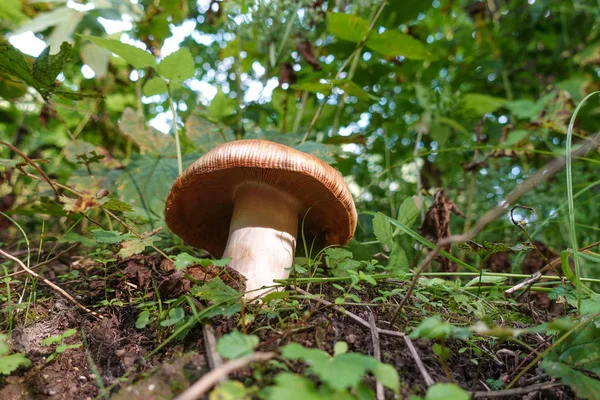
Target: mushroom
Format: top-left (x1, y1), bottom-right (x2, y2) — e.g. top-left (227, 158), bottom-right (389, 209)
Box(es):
top-left (165, 139), bottom-right (357, 298)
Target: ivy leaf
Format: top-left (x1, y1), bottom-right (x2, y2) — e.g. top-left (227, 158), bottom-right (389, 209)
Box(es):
top-left (326, 13), bottom-right (369, 43)
top-left (157, 48), bottom-right (195, 86)
top-left (118, 236), bottom-right (155, 258)
top-left (143, 77), bottom-right (168, 96)
top-left (80, 35), bottom-right (156, 69)
top-left (372, 212), bottom-right (393, 247)
top-left (366, 30), bottom-right (431, 60)
top-left (216, 330), bottom-right (259, 360)
top-left (425, 383), bottom-right (470, 400)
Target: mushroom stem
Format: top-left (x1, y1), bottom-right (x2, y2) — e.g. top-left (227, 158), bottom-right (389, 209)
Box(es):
top-left (223, 182), bottom-right (300, 298)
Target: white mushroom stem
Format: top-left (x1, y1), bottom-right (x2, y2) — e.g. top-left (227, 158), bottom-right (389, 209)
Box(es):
top-left (223, 182), bottom-right (300, 299)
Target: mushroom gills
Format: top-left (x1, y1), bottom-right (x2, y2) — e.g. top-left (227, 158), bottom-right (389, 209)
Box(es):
top-left (223, 182), bottom-right (301, 298)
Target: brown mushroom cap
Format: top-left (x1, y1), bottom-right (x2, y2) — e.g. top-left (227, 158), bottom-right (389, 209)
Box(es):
top-left (165, 139), bottom-right (357, 257)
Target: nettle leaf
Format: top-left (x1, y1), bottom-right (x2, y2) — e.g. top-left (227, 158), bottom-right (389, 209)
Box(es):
top-left (372, 212), bottom-right (393, 247)
top-left (541, 320), bottom-right (600, 399)
top-left (0, 353), bottom-right (31, 375)
top-left (0, 42), bottom-right (35, 86)
top-left (425, 383), bottom-right (470, 400)
top-left (366, 30), bottom-right (431, 60)
top-left (32, 43), bottom-right (72, 91)
top-left (388, 242), bottom-right (409, 272)
top-left (326, 12), bottom-right (369, 43)
top-left (216, 330), bottom-right (259, 360)
top-left (118, 236), bottom-right (156, 258)
top-left (324, 248), bottom-right (353, 260)
top-left (90, 229), bottom-right (134, 244)
top-left (460, 93), bottom-right (507, 116)
top-left (191, 278), bottom-right (240, 303)
top-left (157, 48), bottom-right (195, 85)
top-left (143, 77), bottom-right (168, 96)
top-left (80, 35), bottom-right (156, 69)
top-left (281, 343), bottom-right (399, 393)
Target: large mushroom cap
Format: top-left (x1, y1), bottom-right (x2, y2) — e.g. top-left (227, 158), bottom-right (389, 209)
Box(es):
top-left (165, 139), bottom-right (357, 257)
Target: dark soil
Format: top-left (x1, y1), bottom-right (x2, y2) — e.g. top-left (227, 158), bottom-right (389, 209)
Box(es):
top-left (0, 252), bottom-right (574, 399)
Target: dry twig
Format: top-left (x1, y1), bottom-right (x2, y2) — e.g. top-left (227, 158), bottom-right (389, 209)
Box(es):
top-left (368, 312), bottom-right (384, 400)
top-left (0, 248), bottom-right (103, 319)
top-left (173, 352), bottom-right (276, 400)
top-left (471, 381), bottom-right (564, 398)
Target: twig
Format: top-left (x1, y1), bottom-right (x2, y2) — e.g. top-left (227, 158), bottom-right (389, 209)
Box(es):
top-left (202, 324), bottom-right (224, 376)
top-left (0, 247), bottom-right (103, 319)
top-left (5, 244), bottom-right (80, 278)
top-left (505, 272), bottom-right (541, 294)
top-left (389, 246), bottom-right (441, 326)
top-left (403, 335), bottom-right (434, 387)
top-left (173, 352), bottom-right (276, 400)
top-left (368, 312), bottom-right (384, 400)
top-left (471, 381), bottom-right (564, 398)
top-left (441, 132), bottom-right (600, 245)
top-left (0, 140), bottom-right (60, 199)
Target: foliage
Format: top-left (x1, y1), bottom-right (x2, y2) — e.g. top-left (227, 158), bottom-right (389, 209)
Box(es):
top-left (0, 334), bottom-right (30, 375)
top-left (40, 328), bottom-right (82, 363)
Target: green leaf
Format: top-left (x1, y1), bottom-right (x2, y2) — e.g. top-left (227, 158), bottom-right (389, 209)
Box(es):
top-left (90, 229), bottom-right (133, 244)
top-left (185, 110), bottom-right (234, 152)
top-left (324, 248), bottom-right (353, 260)
top-left (334, 80), bottom-right (378, 102)
top-left (160, 307), bottom-right (185, 326)
top-left (157, 48), bottom-right (195, 84)
top-left (384, 0), bottom-right (432, 25)
top-left (172, 253), bottom-right (203, 270)
top-left (0, 353), bottom-right (31, 375)
top-left (366, 30), bottom-right (431, 60)
top-left (210, 380), bottom-right (250, 400)
top-left (373, 212), bottom-right (393, 247)
top-left (216, 330), bottom-right (259, 360)
top-left (41, 335), bottom-right (63, 346)
top-left (61, 329), bottom-right (77, 339)
top-left (102, 198), bottom-right (134, 212)
top-left (388, 242), bottom-right (409, 272)
top-left (135, 310), bottom-right (151, 329)
top-left (504, 99), bottom-right (538, 121)
top-left (425, 383), bottom-right (470, 400)
top-left (326, 13), bottom-right (369, 43)
top-left (191, 278), bottom-right (241, 303)
top-left (80, 35), bottom-right (156, 69)
top-left (541, 360), bottom-right (600, 400)
top-left (397, 196), bottom-right (421, 231)
top-left (118, 107), bottom-right (173, 155)
top-left (32, 43), bottom-right (72, 91)
top-left (55, 343), bottom-right (67, 353)
top-left (334, 341), bottom-right (348, 356)
top-left (208, 88), bottom-right (237, 121)
top-left (118, 236), bottom-right (155, 258)
top-left (0, 0), bottom-right (27, 24)
top-left (409, 316), bottom-right (454, 340)
top-left (372, 362), bottom-right (400, 393)
top-left (0, 159), bottom-right (18, 168)
top-left (267, 373), bottom-right (324, 400)
top-left (460, 93), bottom-right (507, 116)
top-left (457, 241), bottom-right (533, 258)
top-left (291, 81), bottom-right (333, 94)
top-left (0, 42), bottom-right (35, 87)
top-left (143, 77), bottom-right (168, 96)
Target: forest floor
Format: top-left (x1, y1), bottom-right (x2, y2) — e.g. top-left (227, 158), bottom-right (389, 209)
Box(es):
top-left (0, 250), bottom-right (576, 400)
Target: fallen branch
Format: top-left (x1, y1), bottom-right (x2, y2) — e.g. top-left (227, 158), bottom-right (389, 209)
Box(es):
top-left (368, 312), bottom-right (384, 400)
top-left (0, 247), bottom-right (103, 320)
top-left (471, 381), bottom-right (564, 398)
top-left (173, 352), bottom-right (276, 400)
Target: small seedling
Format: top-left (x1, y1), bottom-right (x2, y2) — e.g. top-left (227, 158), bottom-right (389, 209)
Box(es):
top-left (41, 328), bottom-right (82, 363)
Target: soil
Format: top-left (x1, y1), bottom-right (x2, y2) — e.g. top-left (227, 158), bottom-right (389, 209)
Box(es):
top-left (0, 252), bottom-right (574, 400)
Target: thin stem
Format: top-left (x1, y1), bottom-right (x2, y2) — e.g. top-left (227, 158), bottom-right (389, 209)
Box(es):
top-left (167, 84), bottom-right (183, 175)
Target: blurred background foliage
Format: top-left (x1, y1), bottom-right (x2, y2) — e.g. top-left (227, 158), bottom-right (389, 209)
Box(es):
top-left (0, 0), bottom-right (599, 276)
